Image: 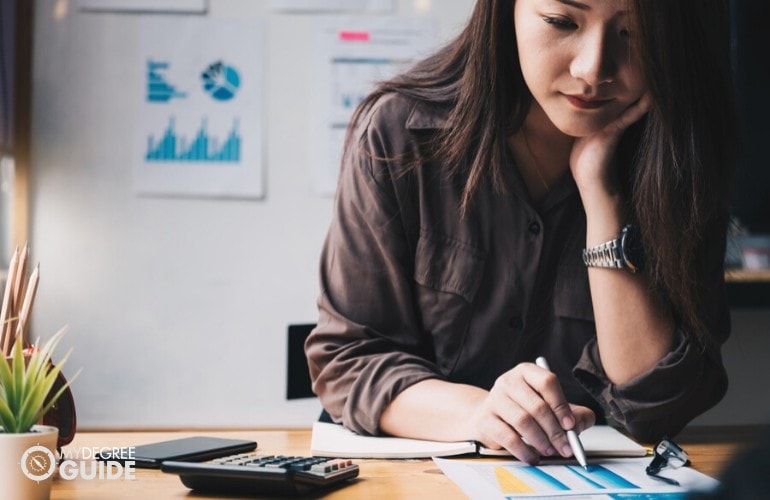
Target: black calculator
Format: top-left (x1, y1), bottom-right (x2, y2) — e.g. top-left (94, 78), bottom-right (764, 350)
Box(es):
top-left (161, 453), bottom-right (359, 497)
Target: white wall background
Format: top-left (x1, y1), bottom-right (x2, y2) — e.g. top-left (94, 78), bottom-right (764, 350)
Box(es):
top-left (28, 0), bottom-right (475, 429)
top-left (27, 0), bottom-right (769, 430)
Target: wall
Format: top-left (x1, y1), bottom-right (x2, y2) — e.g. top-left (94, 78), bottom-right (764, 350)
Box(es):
top-left (29, 0), bottom-right (474, 429)
top-left (693, 308), bottom-right (770, 425)
top-left (28, 0), bottom-right (770, 430)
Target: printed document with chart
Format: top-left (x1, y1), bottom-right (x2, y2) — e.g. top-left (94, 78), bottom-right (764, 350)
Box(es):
top-left (434, 457), bottom-right (719, 499)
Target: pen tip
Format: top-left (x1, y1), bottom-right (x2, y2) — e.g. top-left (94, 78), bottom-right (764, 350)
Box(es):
top-left (583, 465), bottom-right (589, 471)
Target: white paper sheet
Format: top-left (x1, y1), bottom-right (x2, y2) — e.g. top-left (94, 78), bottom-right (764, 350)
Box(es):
top-left (309, 16), bottom-right (436, 196)
top-left (311, 422), bottom-right (477, 458)
top-left (135, 17), bottom-right (264, 199)
top-left (311, 422), bottom-right (648, 459)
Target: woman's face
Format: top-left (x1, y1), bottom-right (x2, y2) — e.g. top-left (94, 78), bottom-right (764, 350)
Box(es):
top-left (513, 0), bottom-right (647, 137)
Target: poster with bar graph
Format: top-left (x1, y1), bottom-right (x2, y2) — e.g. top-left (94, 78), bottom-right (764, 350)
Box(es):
top-left (434, 457), bottom-right (719, 499)
top-left (136, 17), bottom-right (264, 198)
top-left (310, 17), bottom-right (436, 196)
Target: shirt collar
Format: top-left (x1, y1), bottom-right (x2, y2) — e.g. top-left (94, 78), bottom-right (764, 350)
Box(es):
top-left (503, 142), bottom-right (579, 213)
top-left (405, 100), bottom-right (450, 130)
top-left (404, 98), bottom-right (577, 211)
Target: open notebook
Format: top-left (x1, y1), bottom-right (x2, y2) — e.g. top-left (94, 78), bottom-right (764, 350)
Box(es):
top-left (310, 422), bottom-right (648, 459)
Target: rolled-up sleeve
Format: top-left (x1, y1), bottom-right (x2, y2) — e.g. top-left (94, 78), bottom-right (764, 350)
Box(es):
top-left (573, 270), bottom-right (730, 443)
top-left (305, 99), bottom-right (443, 436)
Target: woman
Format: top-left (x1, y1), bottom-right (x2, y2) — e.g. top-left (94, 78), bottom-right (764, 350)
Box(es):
top-left (306, 0), bottom-right (737, 464)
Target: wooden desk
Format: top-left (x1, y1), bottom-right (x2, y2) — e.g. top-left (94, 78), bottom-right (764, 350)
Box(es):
top-left (50, 426), bottom-right (765, 499)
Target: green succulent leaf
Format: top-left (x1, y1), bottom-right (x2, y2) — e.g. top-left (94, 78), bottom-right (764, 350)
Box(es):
top-left (0, 325), bottom-right (77, 433)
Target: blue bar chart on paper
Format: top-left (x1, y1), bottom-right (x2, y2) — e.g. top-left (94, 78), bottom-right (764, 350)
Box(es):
top-left (145, 117), bottom-right (241, 163)
top-left (136, 17), bottom-right (263, 198)
top-left (146, 60), bottom-right (187, 103)
top-left (493, 464), bottom-right (640, 495)
top-left (434, 458), bottom-right (719, 499)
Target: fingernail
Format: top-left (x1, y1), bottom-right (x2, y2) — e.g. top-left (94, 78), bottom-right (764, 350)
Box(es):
top-left (546, 446), bottom-right (556, 456)
top-left (562, 416), bottom-right (574, 429)
top-left (562, 444), bottom-right (573, 457)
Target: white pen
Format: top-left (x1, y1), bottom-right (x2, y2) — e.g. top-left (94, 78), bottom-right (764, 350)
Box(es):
top-left (535, 356), bottom-right (589, 471)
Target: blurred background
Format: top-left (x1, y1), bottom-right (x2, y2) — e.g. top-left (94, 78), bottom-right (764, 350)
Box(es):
top-left (0, 0), bottom-right (767, 431)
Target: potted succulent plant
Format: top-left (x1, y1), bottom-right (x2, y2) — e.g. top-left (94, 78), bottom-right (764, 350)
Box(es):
top-left (0, 326), bottom-right (76, 500)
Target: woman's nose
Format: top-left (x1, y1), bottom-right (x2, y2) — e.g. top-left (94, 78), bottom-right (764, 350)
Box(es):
top-left (570, 28), bottom-right (618, 87)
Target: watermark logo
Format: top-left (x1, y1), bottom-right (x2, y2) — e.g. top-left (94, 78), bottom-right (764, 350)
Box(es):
top-left (20, 445), bottom-right (57, 482)
top-left (20, 445), bottom-right (136, 482)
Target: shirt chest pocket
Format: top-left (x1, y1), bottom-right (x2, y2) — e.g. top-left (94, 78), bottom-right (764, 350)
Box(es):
top-left (553, 263), bottom-right (595, 322)
top-left (413, 230), bottom-right (486, 374)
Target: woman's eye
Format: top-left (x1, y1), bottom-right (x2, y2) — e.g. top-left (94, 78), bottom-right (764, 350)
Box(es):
top-left (542, 16), bottom-right (577, 30)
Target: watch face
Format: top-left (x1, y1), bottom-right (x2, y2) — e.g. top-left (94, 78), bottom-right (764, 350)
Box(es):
top-left (620, 225), bottom-right (645, 272)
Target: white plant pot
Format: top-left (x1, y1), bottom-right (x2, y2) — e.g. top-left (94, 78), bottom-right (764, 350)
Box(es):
top-left (0, 425), bottom-right (59, 500)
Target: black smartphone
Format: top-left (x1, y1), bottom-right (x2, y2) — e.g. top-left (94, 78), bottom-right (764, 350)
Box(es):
top-left (99, 436), bottom-right (257, 468)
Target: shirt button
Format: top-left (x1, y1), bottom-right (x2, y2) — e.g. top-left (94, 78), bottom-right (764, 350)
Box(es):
top-left (509, 317), bottom-right (524, 330)
top-left (528, 221), bottom-right (541, 235)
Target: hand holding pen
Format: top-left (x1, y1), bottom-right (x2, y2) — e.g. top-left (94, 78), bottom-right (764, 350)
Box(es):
top-left (468, 354), bottom-right (595, 464)
top-left (535, 356), bottom-right (589, 470)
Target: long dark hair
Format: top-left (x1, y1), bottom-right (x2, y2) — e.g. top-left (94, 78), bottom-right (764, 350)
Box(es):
top-left (628, 0), bottom-right (737, 340)
top-left (346, 0), bottom-right (737, 343)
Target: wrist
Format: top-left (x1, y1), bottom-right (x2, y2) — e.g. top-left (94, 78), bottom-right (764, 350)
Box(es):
top-left (581, 192), bottom-right (624, 246)
top-left (461, 386), bottom-right (491, 441)
top-left (572, 163), bottom-right (621, 199)
top-left (582, 224), bottom-right (645, 273)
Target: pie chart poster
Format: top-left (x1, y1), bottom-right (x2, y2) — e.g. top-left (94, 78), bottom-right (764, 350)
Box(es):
top-left (135, 17), bottom-right (264, 199)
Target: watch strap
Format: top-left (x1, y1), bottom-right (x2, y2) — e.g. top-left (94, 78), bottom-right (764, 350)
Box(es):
top-left (582, 236), bottom-right (625, 269)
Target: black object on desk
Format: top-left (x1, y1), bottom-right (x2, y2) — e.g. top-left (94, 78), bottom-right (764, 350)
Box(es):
top-left (286, 323), bottom-right (317, 399)
top-left (162, 453), bottom-right (359, 497)
top-left (100, 436), bottom-right (257, 469)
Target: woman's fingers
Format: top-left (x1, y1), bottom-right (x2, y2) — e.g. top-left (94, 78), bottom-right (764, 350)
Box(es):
top-left (608, 92), bottom-right (652, 136)
top-left (488, 374), bottom-right (554, 457)
top-left (569, 91), bottom-right (653, 190)
top-left (514, 367), bottom-right (576, 457)
top-left (481, 363), bottom-right (595, 462)
top-left (476, 413), bottom-right (540, 464)
top-left (570, 404), bottom-right (598, 433)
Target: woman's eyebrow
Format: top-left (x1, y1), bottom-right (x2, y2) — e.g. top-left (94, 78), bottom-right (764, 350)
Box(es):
top-left (554, 0), bottom-right (590, 11)
top-left (552, 0), bottom-right (629, 18)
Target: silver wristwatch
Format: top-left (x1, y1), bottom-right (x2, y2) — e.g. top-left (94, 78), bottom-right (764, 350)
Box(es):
top-left (582, 225), bottom-right (644, 273)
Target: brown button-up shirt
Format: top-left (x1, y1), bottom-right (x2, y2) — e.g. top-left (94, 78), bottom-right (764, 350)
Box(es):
top-left (306, 93), bottom-right (729, 443)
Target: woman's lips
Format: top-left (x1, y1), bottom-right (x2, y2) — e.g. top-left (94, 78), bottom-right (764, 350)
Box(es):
top-left (564, 94), bottom-right (613, 109)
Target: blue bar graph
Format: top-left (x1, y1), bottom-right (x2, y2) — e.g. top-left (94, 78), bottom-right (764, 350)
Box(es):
top-left (567, 465), bottom-right (639, 489)
top-left (146, 61), bottom-right (187, 102)
top-left (145, 117), bottom-right (241, 163)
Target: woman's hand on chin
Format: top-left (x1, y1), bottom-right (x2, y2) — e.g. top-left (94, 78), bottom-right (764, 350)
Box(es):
top-left (570, 93), bottom-right (652, 196)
